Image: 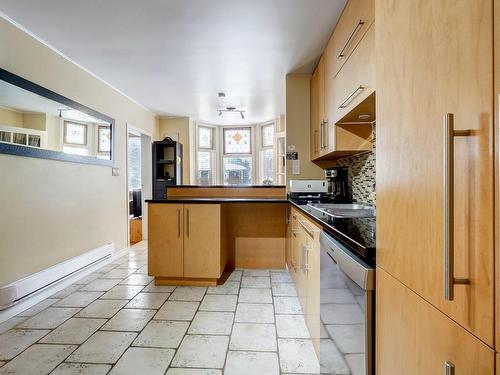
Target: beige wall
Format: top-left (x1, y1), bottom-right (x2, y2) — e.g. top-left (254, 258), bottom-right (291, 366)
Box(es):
top-left (0, 18), bottom-right (157, 286)
top-left (285, 74), bottom-right (324, 188)
top-left (22, 112), bottom-right (46, 131)
top-left (0, 107), bottom-right (23, 127)
top-left (157, 117), bottom-right (191, 184)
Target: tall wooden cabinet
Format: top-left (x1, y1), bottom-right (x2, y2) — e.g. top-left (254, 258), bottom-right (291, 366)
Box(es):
top-left (376, 0), bottom-right (495, 371)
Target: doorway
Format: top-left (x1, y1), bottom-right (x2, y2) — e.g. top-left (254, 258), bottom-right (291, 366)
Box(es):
top-left (127, 124), bottom-right (152, 246)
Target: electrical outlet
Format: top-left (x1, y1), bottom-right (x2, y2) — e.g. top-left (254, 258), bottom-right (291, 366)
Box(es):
top-left (112, 167), bottom-right (120, 176)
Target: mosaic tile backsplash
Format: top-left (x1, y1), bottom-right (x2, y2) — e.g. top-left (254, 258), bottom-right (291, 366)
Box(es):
top-left (334, 124), bottom-right (376, 206)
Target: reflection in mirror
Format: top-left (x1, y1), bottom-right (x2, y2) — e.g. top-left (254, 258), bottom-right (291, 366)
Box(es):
top-left (0, 70), bottom-right (113, 164)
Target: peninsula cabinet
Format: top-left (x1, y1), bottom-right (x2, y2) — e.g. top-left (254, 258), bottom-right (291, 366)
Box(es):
top-left (376, 0), bottom-right (495, 355)
top-left (148, 203), bottom-right (225, 284)
top-left (377, 268), bottom-right (495, 375)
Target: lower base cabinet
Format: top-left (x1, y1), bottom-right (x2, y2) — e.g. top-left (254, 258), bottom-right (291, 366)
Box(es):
top-left (286, 206), bottom-right (321, 355)
top-left (377, 267), bottom-right (494, 375)
top-left (148, 203), bottom-right (226, 281)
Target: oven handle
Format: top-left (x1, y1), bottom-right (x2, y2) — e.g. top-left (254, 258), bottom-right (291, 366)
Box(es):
top-left (320, 231), bottom-right (375, 290)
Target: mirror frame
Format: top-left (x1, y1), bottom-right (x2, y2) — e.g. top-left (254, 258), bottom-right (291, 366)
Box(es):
top-left (0, 68), bottom-right (115, 166)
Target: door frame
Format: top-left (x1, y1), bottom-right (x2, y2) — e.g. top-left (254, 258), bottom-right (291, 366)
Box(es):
top-left (126, 123), bottom-right (153, 246)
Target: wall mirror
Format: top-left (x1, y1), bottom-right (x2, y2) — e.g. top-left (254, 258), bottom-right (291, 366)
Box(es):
top-left (0, 68), bottom-right (114, 166)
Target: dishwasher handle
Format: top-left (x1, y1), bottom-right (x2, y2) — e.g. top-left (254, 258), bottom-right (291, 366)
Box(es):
top-left (320, 231), bottom-right (375, 291)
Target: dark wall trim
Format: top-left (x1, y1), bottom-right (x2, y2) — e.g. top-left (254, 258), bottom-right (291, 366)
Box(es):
top-left (0, 68), bottom-right (115, 167)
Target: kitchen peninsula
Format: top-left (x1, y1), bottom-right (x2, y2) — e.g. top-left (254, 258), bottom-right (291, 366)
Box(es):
top-left (146, 186), bottom-right (288, 286)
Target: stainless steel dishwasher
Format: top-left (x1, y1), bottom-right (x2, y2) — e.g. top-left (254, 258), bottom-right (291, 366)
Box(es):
top-left (320, 231), bottom-right (375, 375)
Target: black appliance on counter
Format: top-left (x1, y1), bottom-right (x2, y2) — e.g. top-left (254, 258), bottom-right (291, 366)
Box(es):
top-left (325, 166), bottom-right (350, 203)
top-left (152, 137), bottom-right (183, 200)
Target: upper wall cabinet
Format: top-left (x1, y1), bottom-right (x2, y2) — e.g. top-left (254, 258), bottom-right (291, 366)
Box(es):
top-left (310, 0), bottom-right (375, 162)
top-left (0, 68), bottom-right (115, 166)
top-left (327, 0), bottom-right (374, 79)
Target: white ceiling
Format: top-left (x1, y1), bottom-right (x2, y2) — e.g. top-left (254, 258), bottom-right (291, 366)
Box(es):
top-left (0, 0), bottom-right (347, 124)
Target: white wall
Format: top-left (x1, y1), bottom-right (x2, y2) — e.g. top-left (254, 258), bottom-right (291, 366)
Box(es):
top-left (0, 18), bottom-right (158, 286)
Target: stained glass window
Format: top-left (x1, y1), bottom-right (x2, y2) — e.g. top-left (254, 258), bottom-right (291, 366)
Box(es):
top-left (198, 126), bottom-right (214, 149)
top-left (261, 124), bottom-right (274, 147)
top-left (64, 122), bottom-right (87, 145)
top-left (223, 127), bottom-right (251, 154)
top-left (98, 126), bottom-right (111, 153)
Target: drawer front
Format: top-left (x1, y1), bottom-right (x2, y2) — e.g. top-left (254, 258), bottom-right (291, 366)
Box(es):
top-left (325, 0), bottom-right (374, 79)
top-left (329, 24), bottom-right (375, 126)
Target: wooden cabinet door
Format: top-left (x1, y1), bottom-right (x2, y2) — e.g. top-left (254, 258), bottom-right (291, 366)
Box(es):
top-left (148, 203), bottom-right (183, 277)
top-left (377, 268), bottom-right (495, 375)
top-left (183, 204), bottom-right (222, 279)
top-left (310, 67), bottom-right (321, 160)
top-left (304, 221), bottom-right (321, 356)
top-left (376, 0), bottom-right (494, 344)
top-left (330, 24), bottom-right (375, 126)
top-left (325, 0), bottom-right (374, 79)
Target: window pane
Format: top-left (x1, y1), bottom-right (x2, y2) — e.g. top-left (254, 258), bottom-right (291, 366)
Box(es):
top-left (260, 149), bottom-right (274, 183)
top-left (224, 128), bottom-right (251, 154)
top-left (262, 124), bottom-right (274, 147)
top-left (28, 135), bottom-right (41, 147)
top-left (198, 126), bottom-right (213, 149)
top-left (223, 156), bottom-right (252, 185)
top-left (0, 131), bottom-right (11, 142)
top-left (128, 136), bottom-right (142, 190)
top-left (62, 145), bottom-right (89, 156)
top-left (13, 133), bottom-right (27, 145)
top-left (65, 122), bottom-right (87, 145)
top-left (197, 151), bottom-right (214, 185)
top-left (98, 126), bottom-right (111, 153)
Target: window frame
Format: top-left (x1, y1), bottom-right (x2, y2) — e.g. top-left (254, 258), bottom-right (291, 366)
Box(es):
top-left (63, 120), bottom-right (88, 146)
top-left (196, 124), bottom-right (218, 185)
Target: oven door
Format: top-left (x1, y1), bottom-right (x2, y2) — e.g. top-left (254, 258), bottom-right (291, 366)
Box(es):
top-left (320, 231), bottom-right (375, 375)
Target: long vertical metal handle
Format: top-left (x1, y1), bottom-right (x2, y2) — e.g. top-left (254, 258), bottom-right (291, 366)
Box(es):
top-left (443, 113), bottom-right (471, 301)
top-left (338, 19), bottom-right (365, 58)
top-left (177, 208), bottom-right (181, 238)
top-left (314, 129), bottom-right (319, 153)
top-left (444, 361), bottom-right (455, 375)
top-left (320, 121), bottom-right (324, 149)
top-left (186, 208), bottom-right (190, 238)
top-left (323, 120), bottom-right (329, 149)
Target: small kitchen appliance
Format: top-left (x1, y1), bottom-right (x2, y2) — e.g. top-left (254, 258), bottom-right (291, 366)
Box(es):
top-left (325, 167), bottom-right (350, 203)
top-left (288, 179), bottom-right (327, 202)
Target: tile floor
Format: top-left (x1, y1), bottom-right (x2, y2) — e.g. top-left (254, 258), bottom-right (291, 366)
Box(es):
top-left (0, 242), bottom-right (325, 374)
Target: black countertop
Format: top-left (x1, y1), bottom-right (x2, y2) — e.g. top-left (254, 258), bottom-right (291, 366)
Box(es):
top-left (289, 200), bottom-right (376, 264)
top-left (146, 197), bottom-right (288, 203)
top-left (166, 185), bottom-right (286, 188)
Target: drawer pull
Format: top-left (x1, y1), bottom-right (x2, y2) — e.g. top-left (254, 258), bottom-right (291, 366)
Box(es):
top-left (338, 19), bottom-right (365, 58)
top-left (339, 85), bottom-right (365, 109)
top-left (444, 361), bottom-right (455, 375)
top-left (298, 220), bottom-right (314, 239)
top-left (443, 113), bottom-right (471, 300)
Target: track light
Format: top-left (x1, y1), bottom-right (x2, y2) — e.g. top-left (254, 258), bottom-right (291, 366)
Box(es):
top-left (218, 111), bottom-right (222, 117)
top-left (240, 111), bottom-right (245, 119)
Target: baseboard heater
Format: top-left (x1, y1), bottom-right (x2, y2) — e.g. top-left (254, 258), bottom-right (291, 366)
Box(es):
top-left (0, 243), bottom-right (114, 310)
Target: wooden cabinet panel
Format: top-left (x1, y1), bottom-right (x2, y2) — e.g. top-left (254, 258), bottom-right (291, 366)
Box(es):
top-left (376, 0), bottom-right (494, 344)
top-left (324, 0), bottom-right (374, 79)
top-left (148, 204), bottom-right (183, 277)
top-left (310, 66), bottom-right (321, 159)
top-left (183, 204), bottom-right (222, 278)
top-left (377, 268), bottom-right (495, 375)
top-left (329, 24), bottom-right (375, 125)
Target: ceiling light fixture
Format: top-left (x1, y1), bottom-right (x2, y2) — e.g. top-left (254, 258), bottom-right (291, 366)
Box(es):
top-left (216, 107), bottom-right (246, 120)
top-left (218, 92), bottom-right (226, 98)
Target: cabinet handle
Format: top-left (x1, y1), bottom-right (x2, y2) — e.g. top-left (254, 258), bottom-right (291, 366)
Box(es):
top-left (177, 208), bottom-right (181, 238)
top-left (339, 85), bottom-right (365, 109)
top-left (186, 208), bottom-right (190, 238)
top-left (444, 361), bottom-right (455, 375)
top-left (314, 129), bottom-right (319, 153)
top-left (338, 19), bottom-right (365, 58)
top-left (298, 220), bottom-right (314, 239)
top-left (443, 113), bottom-right (471, 301)
top-left (323, 120), bottom-right (329, 149)
top-left (319, 121), bottom-right (324, 149)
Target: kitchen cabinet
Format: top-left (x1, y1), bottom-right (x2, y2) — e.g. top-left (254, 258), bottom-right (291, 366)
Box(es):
top-left (309, 0), bottom-right (374, 162)
top-left (377, 268), bottom-right (495, 375)
top-left (183, 204), bottom-right (223, 278)
top-left (148, 204), bottom-right (184, 278)
top-left (325, 0), bottom-right (374, 79)
top-left (376, 0), bottom-right (494, 346)
top-left (286, 206), bottom-right (321, 354)
top-left (148, 203), bottom-right (225, 281)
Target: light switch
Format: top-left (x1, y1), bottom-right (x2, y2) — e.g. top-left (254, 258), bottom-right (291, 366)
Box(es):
top-left (112, 167), bottom-right (120, 176)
